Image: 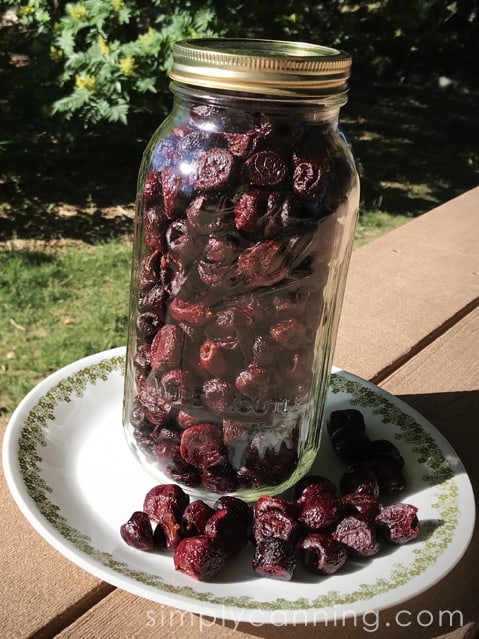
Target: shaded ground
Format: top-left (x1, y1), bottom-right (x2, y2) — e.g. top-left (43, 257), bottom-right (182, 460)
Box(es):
top-left (343, 82), bottom-right (479, 214)
top-left (1, 81), bottom-right (478, 246)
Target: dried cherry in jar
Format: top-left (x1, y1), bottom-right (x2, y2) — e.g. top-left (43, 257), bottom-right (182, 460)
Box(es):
top-left (123, 38), bottom-right (360, 501)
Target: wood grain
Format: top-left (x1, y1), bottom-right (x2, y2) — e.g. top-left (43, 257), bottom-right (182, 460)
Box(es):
top-left (334, 186), bottom-right (479, 381)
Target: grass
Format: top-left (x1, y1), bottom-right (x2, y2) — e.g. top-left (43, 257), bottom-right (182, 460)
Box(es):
top-left (0, 242), bottom-right (131, 426)
top-left (354, 209), bottom-right (412, 248)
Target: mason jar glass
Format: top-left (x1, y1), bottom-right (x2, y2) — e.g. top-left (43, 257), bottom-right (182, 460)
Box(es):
top-left (123, 38), bottom-right (360, 501)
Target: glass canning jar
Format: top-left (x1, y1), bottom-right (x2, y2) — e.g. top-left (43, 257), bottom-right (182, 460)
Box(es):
top-left (123, 38), bottom-right (360, 502)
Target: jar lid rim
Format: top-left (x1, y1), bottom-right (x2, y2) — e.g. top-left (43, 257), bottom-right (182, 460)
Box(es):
top-left (169, 38), bottom-right (352, 97)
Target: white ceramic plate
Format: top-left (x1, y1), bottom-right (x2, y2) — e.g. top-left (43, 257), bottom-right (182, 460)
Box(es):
top-left (3, 347), bottom-right (475, 625)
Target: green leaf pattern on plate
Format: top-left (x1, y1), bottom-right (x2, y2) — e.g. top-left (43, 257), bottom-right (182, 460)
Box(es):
top-left (16, 357), bottom-right (458, 610)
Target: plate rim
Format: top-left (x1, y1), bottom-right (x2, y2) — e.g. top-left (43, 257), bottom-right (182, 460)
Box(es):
top-left (2, 346), bottom-right (476, 624)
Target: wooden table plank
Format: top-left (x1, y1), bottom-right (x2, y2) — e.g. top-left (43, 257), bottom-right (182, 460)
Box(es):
top-left (374, 308), bottom-right (479, 639)
top-left (0, 429), bottom-right (112, 639)
top-left (334, 186), bottom-right (479, 382)
top-left (382, 306), bottom-right (479, 479)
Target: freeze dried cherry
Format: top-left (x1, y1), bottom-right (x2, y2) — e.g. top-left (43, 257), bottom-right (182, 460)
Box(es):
top-left (180, 423), bottom-right (228, 469)
top-left (151, 136), bottom-right (177, 171)
top-left (186, 194), bottom-right (227, 233)
top-left (369, 458), bottom-right (406, 495)
top-left (163, 459), bottom-right (201, 487)
top-left (294, 475), bottom-right (337, 502)
top-left (251, 335), bottom-right (275, 367)
top-left (214, 496), bottom-right (253, 528)
top-left (202, 378), bottom-right (236, 416)
top-left (160, 369), bottom-right (196, 404)
top-left (201, 463), bottom-right (239, 493)
top-left (166, 220), bottom-right (197, 269)
top-left (150, 324), bottom-right (184, 370)
top-left (120, 511), bottom-right (155, 551)
top-left (339, 463), bottom-right (380, 498)
top-left (138, 379), bottom-right (170, 426)
top-left (375, 503), bottom-right (420, 544)
top-left (143, 484), bottom-right (189, 523)
top-left (169, 298), bottom-right (212, 326)
top-left (136, 311), bottom-right (163, 342)
top-left (330, 426), bottom-right (371, 464)
top-left (143, 171), bottom-right (162, 206)
top-left (177, 130), bottom-right (224, 158)
top-left (269, 318), bottom-right (307, 351)
top-left (332, 513), bottom-right (381, 558)
top-left (237, 240), bottom-right (289, 288)
top-left (223, 131), bottom-right (258, 157)
top-left (293, 157), bottom-right (328, 202)
top-left (199, 338), bottom-right (229, 378)
top-left (327, 409), bottom-right (366, 437)
top-left (234, 188), bottom-right (269, 234)
top-left (263, 192), bottom-right (302, 238)
top-left (139, 250), bottom-right (162, 290)
top-left (155, 441), bottom-right (201, 487)
top-left (195, 147), bottom-right (235, 191)
top-left (161, 167), bottom-right (190, 219)
top-left (235, 365), bottom-right (270, 401)
top-left (298, 494), bottom-right (343, 531)
top-left (181, 500), bottom-right (215, 537)
top-left (244, 430), bottom-right (299, 486)
top-left (255, 495), bottom-right (300, 520)
top-left (299, 533), bottom-right (348, 575)
top-left (176, 410), bottom-right (204, 430)
top-left (205, 508), bottom-right (248, 558)
top-left (205, 307), bottom-right (253, 350)
top-left (245, 151), bottom-right (287, 186)
top-left (144, 205), bottom-right (167, 252)
top-left (153, 521), bottom-right (167, 549)
top-left (341, 492), bottom-right (379, 520)
top-left (252, 538), bottom-right (296, 581)
top-left (253, 511), bottom-right (299, 545)
top-left (138, 283), bottom-right (168, 313)
top-left (203, 234), bottom-right (240, 265)
top-left (156, 510), bottom-right (183, 550)
top-left (174, 536), bottom-right (226, 581)
top-left (152, 423), bottom-right (181, 444)
top-left (222, 419), bottom-right (249, 445)
top-left (366, 439), bottom-right (405, 468)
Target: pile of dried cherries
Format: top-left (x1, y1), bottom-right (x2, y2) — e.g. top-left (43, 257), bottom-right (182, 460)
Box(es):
top-left (120, 409), bottom-right (420, 581)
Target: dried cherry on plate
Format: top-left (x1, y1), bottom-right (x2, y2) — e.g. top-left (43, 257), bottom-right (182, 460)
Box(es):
top-left (181, 500), bottom-right (215, 537)
top-left (298, 494), bottom-right (343, 532)
top-left (143, 483), bottom-right (189, 522)
top-left (120, 511), bottom-right (155, 551)
top-left (375, 503), bottom-right (420, 544)
top-left (299, 533), bottom-right (348, 575)
top-left (253, 510), bottom-right (299, 545)
top-left (252, 538), bottom-right (296, 581)
top-left (204, 508), bottom-right (249, 558)
top-left (332, 513), bottom-right (381, 558)
top-left (174, 536), bottom-right (227, 581)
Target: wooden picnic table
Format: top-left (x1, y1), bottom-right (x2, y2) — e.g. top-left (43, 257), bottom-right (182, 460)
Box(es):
top-left (1, 186), bottom-right (478, 639)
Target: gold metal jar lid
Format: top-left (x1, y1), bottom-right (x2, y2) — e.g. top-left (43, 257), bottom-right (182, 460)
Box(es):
top-left (169, 38), bottom-right (352, 97)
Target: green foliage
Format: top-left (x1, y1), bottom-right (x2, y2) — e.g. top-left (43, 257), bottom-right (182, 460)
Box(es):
top-left (9, 0), bottom-right (224, 125)
top-left (1, 0), bottom-right (477, 132)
